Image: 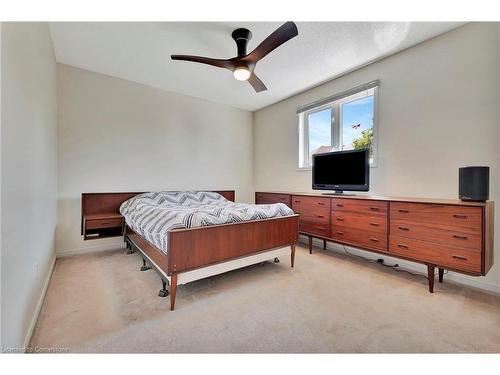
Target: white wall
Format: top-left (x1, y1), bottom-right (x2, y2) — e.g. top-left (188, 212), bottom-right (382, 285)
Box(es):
top-left (1, 23), bottom-right (58, 348)
top-left (56, 64), bottom-right (254, 256)
top-left (254, 23), bottom-right (500, 291)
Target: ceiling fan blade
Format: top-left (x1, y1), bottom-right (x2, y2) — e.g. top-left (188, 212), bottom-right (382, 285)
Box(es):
top-left (245, 22), bottom-right (298, 63)
top-left (171, 55), bottom-right (235, 69)
top-left (248, 73), bottom-right (267, 93)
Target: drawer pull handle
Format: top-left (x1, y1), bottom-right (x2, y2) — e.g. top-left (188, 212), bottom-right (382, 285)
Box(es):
top-left (369, 238), bottom-right (379, 242)
top-left (318, 202), bottom-right (326, 206)
top-left (336, 217), bottom-right (344, 221)
top-left (398, 209), bottom-right (409, 213)
top-left (452, 255), bottom-right (468, 261)
top-left (336, 204), bottom-right (344, 208)
top-left (369, 222), bottom-right (379, 226)
top-left (398, 226), bottom-right (409, 231)
top-left (397, 244), bottom-right (408, 249)
top-left (336, 231), bottom-right (344, 235)
top-left (370, 207), bottom-right (379, 211)
top-left (453, 214), bottom-right (467, 219)
top-left (453, 234), bottom-right (468, 240)
top-left (295, 200), bottom-right (301, 203)
top-left (317, 215), bottom-right (325, 218)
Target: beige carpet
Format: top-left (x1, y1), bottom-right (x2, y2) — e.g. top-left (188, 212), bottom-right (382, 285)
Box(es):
top-left (30, 244), bottom-right (500, 353)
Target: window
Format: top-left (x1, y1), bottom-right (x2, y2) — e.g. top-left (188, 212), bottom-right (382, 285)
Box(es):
top-left (298, 83), bottom-right (378, 168)
top-left (307, 108), bottom-right (332, 162)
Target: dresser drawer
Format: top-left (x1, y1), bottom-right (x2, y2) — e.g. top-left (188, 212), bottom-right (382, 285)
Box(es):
top-left (331, 198), bottom-right (387, 216)
top-left (331, 227), bottom-right (388, 251)
top-left (255, 192), bottom-right (291, 206)
top-left (389, 236), bottom-right (481, 273)
top-left (390, 203), bottom-right (482, 232)
top-left (292, 195), bottom-right (330, 211)
top-left (294, 205), bottom-right (330, 224)
top-left (86, 218), bottom-right (123, 230)
top-left (299, 222), bottom-right (330, 238)
top-left (332, 212), bottom-right (387, 234)
top-left (391, 220), bottom-right (481, 250)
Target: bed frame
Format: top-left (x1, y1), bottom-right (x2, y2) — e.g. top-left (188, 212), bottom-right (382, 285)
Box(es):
top-left (82, 190), bottom-right (299, 310)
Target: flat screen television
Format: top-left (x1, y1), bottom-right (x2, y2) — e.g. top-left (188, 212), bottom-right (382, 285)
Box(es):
top-left (312, 149), bottom-right (369, 194)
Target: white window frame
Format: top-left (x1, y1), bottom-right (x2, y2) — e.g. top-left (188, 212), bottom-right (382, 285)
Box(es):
top-left (297, 85), bottom-right (378, 170)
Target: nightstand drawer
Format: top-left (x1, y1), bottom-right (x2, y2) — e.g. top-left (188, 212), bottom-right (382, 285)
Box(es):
top-left (86, 218), bottom-right (123, 230)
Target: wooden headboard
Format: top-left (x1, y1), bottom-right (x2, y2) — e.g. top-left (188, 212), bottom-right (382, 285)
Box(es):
top-left (81, 190), bottom-right (235, 235)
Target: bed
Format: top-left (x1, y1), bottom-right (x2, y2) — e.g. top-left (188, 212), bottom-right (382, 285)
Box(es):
top-left (119, 191), bottom-right (299, 310)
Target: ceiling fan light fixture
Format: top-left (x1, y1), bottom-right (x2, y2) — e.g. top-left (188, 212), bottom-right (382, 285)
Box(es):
top-left (233, 67), bottom-right (251, 81)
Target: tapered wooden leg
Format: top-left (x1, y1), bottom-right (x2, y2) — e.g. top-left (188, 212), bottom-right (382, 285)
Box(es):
top-left (427, 264), bottom-right (435, 293)
top-left (323, 239), bottom-right (327, 250)
top-left (438, 268), bottom-right (444, 283)
top-left (291, 244), bottom-right (296, 268)
top-left (309, 236), bottom-right (313, 254)
top-left (170, 274), bottom-right (178, 311)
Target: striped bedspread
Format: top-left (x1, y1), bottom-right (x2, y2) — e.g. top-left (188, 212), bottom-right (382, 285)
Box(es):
top-left (120, 191), bottom-right (295, 254)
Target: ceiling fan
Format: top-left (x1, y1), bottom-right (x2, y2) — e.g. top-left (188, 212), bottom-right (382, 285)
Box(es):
top-left (171, 22), bottom-right (298, 93)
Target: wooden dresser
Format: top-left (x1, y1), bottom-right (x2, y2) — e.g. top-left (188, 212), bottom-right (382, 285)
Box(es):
top-left (256, 191), bottom-right (494, 292)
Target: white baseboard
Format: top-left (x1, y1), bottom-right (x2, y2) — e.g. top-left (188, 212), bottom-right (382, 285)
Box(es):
top-left (23, 255), bottom-right (56, 348)
top-left (301, 236), bottom-right (500, 295)
top-left (56, 241), bottom-right (124, 258)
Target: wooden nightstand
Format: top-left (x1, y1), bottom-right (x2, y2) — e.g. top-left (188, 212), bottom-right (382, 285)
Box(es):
top-left (81, 192), bottom-right (140, 240)
top-left (83, 213), bottom-right (124, 240)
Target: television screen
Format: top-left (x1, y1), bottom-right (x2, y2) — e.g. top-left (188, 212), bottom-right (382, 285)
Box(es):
top-left (312, 149), bottom-right (369, 192)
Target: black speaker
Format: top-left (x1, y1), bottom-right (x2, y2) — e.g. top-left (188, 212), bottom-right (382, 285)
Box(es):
top-left (459, 166), bottom-right (489, 202)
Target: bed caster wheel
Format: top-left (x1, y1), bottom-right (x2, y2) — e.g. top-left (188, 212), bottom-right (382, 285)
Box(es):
top-left (126, 243), bottom-right (135, 254)
top-left (274, 257), bottom-right (280, 263)
top-left (140, 258), bottom-right (151, 271)
top-left (159, 279), bottom-right (169, 297)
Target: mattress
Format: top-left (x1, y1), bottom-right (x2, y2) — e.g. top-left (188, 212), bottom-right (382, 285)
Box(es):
top-left (120, 191), bottom-right (295, 253)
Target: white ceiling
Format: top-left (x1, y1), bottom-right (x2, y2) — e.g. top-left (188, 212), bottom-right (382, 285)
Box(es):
top-left (49, 22), bottom-right (464, 111)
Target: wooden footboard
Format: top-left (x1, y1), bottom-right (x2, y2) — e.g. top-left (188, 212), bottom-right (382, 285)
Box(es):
top-left (167, 215), bottom-right (299, 274)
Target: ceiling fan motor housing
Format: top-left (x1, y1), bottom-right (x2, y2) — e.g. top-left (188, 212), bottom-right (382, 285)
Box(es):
top-left (231, 28), bottom-right (252, 57)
